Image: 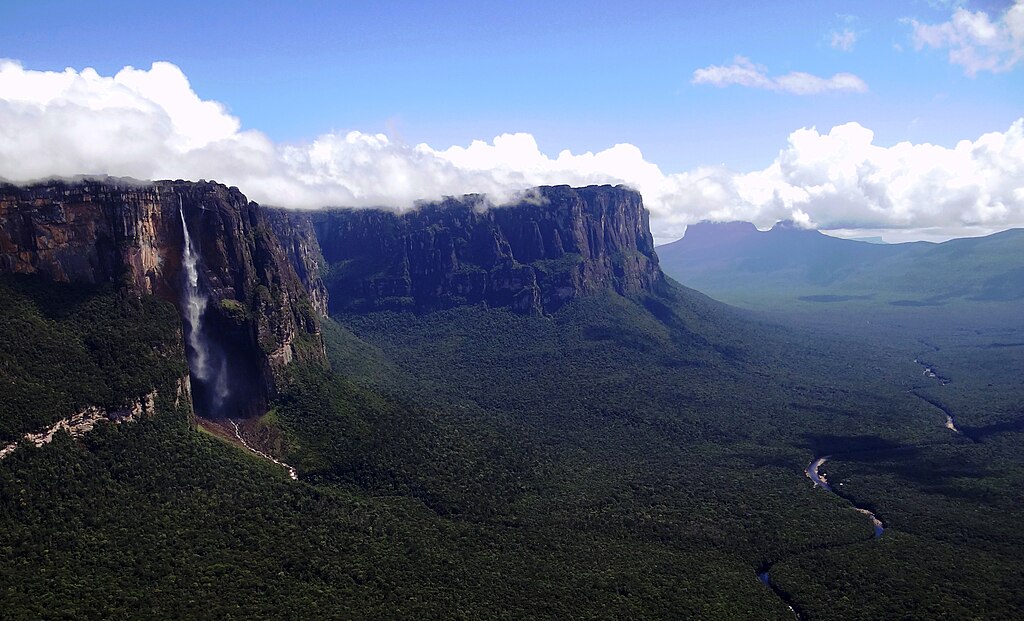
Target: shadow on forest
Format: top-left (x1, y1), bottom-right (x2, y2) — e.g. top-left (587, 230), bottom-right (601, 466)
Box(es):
top-left (799, 433), bottom-right (905, 456)
top-left (882, 456), bottom-right (991, 488)
top-left (961, 414), bottom-right (1024, 442)
top-left (733, 452), bottom-right (797, 470)
top-left (817, 446), bottom-right (996, 500)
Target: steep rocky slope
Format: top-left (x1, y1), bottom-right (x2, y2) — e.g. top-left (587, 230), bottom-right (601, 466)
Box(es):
top-left (272, 185), bottom-right (662, 315)
top-left (0, 177), bottom-right (325, 418)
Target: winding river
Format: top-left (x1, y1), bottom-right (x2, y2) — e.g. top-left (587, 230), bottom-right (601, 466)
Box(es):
top-left (756, 357), bottom-right (962, 615)
top-left (913, 358), bottom-right (951, 386)
top-left (757, 570), bottom-right (802, 619)
top-left (756, 454), bottom-right (885, 619)
top-left (805, 456), bottom-right (884, 538)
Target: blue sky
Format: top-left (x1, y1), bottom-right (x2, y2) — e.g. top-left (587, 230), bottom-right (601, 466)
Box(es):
top-left (3, 0), bottom-right (1019, 169)
top-left (1, 1), bottom-right (1022, 240)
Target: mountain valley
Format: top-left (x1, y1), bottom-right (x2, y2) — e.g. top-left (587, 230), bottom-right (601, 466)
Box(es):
top-left (0, 179), bottom-right (1022, 619)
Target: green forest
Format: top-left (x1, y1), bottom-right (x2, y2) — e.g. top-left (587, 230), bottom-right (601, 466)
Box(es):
top-left (1, 274), bottom-right (1023, 619)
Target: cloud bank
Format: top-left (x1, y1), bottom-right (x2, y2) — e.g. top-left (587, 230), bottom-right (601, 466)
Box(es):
top-left (691, 56), bottom-right (868, 94)
top-left (910, 0), bottom-right (1024, 75)
top-left (2, 60), bottom-right (1023, 242)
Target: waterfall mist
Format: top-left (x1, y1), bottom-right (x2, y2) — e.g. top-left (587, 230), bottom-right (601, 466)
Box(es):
top-left (179, 203), bottom-right (231, 416)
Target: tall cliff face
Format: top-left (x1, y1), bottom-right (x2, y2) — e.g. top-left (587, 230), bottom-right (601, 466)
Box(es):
top-left (265, 209), bottom-right (329, 318)
top-left (0, 177), bottom-right (325, 419)
top-left (275, 185), bottom-right (662, 316)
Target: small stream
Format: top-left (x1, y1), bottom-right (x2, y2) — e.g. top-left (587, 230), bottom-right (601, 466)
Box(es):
top-left (912, 359), bottom-right (960, 434)
top-left (229, 419), bottom-right (299, 480)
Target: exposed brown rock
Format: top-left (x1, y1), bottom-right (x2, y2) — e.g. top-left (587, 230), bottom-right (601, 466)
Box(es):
top-left (0, 177), bottom-right (325, 419)
top-left (0, 374), bottom-right (190, 461)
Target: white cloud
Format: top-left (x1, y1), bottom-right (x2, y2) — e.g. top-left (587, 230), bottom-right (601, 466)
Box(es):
top-left (909, 0), bottom-right (1024, 75)
top-left (691, 56), bottom-right (868, 94)
top-left (1, 60), bottom-right (1023, 242)
top-left (831, 29), bottom-right (858, 51)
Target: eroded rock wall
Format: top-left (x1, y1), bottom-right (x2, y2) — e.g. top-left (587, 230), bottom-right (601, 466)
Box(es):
top-left (0, 177), bottom-right (325, 418)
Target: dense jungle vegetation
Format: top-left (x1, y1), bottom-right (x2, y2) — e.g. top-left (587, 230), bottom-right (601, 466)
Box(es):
top-left (0, 276), bottom-right (186, 443)
top-left (1, 274), bottom-right (1022, 619)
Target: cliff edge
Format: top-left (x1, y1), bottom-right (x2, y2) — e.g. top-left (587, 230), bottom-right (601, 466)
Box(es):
top-left (0, 177), bottom-right (325, 418)
top-left (274, 184), bottom-right (662, 316)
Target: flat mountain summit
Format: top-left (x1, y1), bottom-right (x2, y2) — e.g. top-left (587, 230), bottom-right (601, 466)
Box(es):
top-left (274, 184), bottom-right (663, 315)
top-left (658, 220), bottom-right (1024, 307)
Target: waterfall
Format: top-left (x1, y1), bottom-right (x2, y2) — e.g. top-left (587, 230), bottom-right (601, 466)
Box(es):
top-left (180, 204), bottom-right (210, 382)
top-left (180, 201), bottom-right (229, 413)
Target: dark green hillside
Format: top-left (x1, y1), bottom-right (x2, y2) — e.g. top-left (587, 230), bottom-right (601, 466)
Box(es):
top-left (308, 277), bottom-right (1024, 619)
top-left (852, 229), bottom-right (1024, 302)
top-left (3, 258), bottom-right (1024, 617)
top-left (1, 275), bottom-right (837, 619)
top-left (0, 276), bottom-right (186, 442)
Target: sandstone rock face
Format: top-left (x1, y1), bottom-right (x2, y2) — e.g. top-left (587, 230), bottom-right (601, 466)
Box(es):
top-left (0, 180), bottom-right (660, 417)
top-left (0, 178), bottom-right (172, 295)
top-left (265, 209), bottom-right (329, 318)
top-left (0, 177), bottom-right (325, 418)
top-left (278, 185), bottom-right (662, 316)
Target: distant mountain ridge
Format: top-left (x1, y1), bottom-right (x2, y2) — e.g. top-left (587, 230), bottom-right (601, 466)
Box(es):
top-left (657, 220), bottom-right (1024, 307)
